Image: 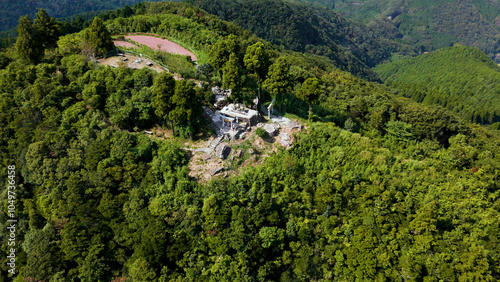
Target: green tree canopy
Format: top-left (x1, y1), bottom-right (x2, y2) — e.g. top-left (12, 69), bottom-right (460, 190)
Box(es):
top-left (222, 53), bottom-right (240, 93)
top-left (209, 34), bottom-right (240, 75)
top-left (34, 9), bottom-right (61, 50)
top-left (83, 17), bottom-right (114, 58)
top-left (297, 77), bottom-right (321, 120)
top-left (16, 15), bottom-right (43, 63)
top-left (169, 79), bottom-right (197, 138)
top-left (263, 57), bottom-right (291, 111)
top-left (244, 41), bottom-right (270, 108)
top-left (152, 72), bottom-right (176, 122)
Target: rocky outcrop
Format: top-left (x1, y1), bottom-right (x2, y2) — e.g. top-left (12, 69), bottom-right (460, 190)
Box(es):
top-left (215, 143), bottom-right (231, 159)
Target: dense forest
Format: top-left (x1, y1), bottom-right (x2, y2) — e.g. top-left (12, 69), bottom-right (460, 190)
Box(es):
top-left (295, 0), bottom-right (500, 62)
top-left (0, 0), bottom-right (177, 33)
top-left (192, 0), bottom-right (416, 81)
top-left (1, 1), bottom-right (500, 281)
top-left (376, 46), bottom-right (500, 126)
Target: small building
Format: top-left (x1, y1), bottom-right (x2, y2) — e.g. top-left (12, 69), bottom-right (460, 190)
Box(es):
top-left (220, 104), bottom-right (260, 126)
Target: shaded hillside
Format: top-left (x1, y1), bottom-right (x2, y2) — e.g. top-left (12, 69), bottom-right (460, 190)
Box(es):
top-left (376, 46), bottom-right (500, 125)
top-left (296, 0), bottom-right (500, 62)
top-left (193, 0), bottom-right (416, 81)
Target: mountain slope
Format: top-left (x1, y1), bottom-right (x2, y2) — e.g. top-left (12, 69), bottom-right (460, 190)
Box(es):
top-left (295, 0), bottom-right (500, 61)
top-left (376, 46), bottom-right (500, 125)
top-left (0, 0), bottom-right (172, 32)
top-left (1, 2), bottom-right (500, 281)
top-left (192, 0), bottom-right (416, 81)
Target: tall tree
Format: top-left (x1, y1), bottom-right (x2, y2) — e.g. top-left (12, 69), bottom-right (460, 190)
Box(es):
top-left (222, 53), bottom-right (240, 94)
top-left (152, 72), bottom-right (176, 130)
top-left (244, 42), bottom-right (270, 110)
top-left (263, 57), bottom-right (291, 112)
top-left (169, 80), bottom-right (196, 139)
top-left (83, 17), bottom-right (114, 58)
top-left (34, 9), bottom-right (61, 49)
top-left (16, 15), bottom-right (42, 63)
top-left (297, 77), bottom-right (321, 121)
top-left (209, 34), bottom-right (240, 76)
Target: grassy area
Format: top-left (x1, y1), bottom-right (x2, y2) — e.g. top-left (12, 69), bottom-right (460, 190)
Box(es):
top-left (113, 33), bottom-right (209, 65)
top-left (112, 35), bottom-right (197, 77)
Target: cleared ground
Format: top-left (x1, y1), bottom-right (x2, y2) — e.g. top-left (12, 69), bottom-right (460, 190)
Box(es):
top-left (113, 41), bottom-right (138, 48)
top-left (97, 53), bottom-right (166, 73)
top-left (125, 35), bottom-right (197, 61)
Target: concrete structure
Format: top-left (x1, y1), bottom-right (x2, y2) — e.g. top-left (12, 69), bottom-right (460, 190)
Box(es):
top-left (220, 104), bottom-right (260, 126)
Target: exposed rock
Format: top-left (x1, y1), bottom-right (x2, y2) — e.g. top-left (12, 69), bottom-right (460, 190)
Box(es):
top-left (195, 147), bottom-right (212, 154)
top-left (212, 86), bottom-right (232, 97)
top-left (280, 133), bottom-right (292, 148)
top-left (215, 143), bottom-right (231, 159)
top-left (209, 166), bottom-right (224, 176)
top-left (212, 86), bottom-right (232, 109)
top-left (288, 121), bottom-right (302, 130)
top-left (248, 148), bottom-right (254, 155)
top-left (235, 149), bottom-right (243, 158)
top-left (263, 123), bottom-right (280, 136)
top-left (210, 135), bottom-right (225, 151)
top-left (201, 154), bottom-right (212, 162)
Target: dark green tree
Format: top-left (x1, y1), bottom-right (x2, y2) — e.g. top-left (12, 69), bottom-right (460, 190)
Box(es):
top-left (83, 17), bottom-right (114, 58)
top-left (34, 9), bottom-right (61, 49)
top-left (297, 77), bottom-right (321, 120)
top-left (196, 63), bottom-right (214, 78)
top-left (152, 72), bottom-right (176, 130)
top-left (222, 53), bottom-right (240, 93)
top-left (209, 34), bottom-right (240, 76)
top-left (169, 79), bottom-right (197, 139)
top-left (263, 57), bottom-right (291, 112)
top-left (244, 41), bottom-right (270, 110)
top-left (16, 15), bottom-right (43, 63)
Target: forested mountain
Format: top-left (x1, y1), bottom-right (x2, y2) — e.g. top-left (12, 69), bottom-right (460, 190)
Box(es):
top-left (192, 0), bottom-right (416, 81)
top-left (296, 0), bottom-right (500, 62)
top-left (376, 46), bottom-right (500, 126)
top-left (0, 0), bottom-right (172, 32)
top-left (1, 1), bottom-right (500, 281)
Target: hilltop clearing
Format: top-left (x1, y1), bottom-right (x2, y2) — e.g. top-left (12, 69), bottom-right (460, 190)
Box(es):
top-left (1, 2), bottom-right (500, 281)
top-left (124, 35), bottom-right (197, 61)
top-left (113, 40), bottom-right (137, 48)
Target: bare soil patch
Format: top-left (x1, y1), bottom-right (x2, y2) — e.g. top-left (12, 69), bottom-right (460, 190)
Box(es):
top-left (187, 121), bottom-right (302, 183)
top-left (125, 35), bottom-right (197, 61)
top-left (97, 53), bottom-right (165, 72)
top-left (113, 41), bottom-right (138, 49)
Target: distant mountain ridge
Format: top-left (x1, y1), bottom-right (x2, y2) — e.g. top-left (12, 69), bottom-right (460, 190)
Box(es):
top-left (0, 0), bottom-right (172, 32)
top-left (192, 0), bottom-right (416, 81)
top-left (376, 46), bottom-right (500, 125)
top-left (295, 0), bottom-right (500, 62)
